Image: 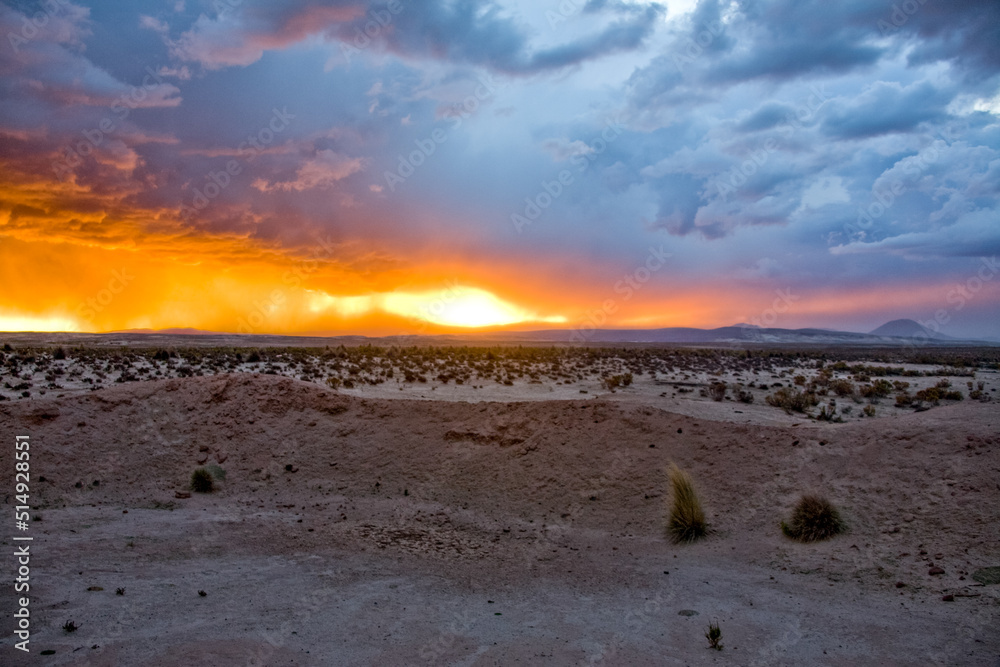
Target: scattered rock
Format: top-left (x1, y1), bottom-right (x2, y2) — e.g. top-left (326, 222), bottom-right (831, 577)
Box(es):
top-left (196, 452), bottom-right (209, 464)
top-left (895, 581), bottom-right (906, 588)
top-left (678, 609), bottom-right (699, 616)
top-left (902, 514), bottom-right (915, 523)
top-left (928, 566), bottom-right (945, 576)
top-left (175, 491), bottom-right (191, 499)
top-left (86, 586), bottom-right (103, 591)
top-left (941, 594), bottom-right (954, 602)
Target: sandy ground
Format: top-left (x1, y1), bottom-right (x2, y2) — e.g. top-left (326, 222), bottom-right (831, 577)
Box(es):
top-left (1, 372), bottom-right (998, 665)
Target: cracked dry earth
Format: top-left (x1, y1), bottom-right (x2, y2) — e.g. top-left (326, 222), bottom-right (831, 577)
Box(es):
top-left (1, 373), bottom-right (998, 665)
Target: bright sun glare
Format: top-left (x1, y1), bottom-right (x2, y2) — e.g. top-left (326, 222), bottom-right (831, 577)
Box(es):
top-left (311, 287), bottom-right (565, 328)
top-left (0, 314), bottom-right (79, 332)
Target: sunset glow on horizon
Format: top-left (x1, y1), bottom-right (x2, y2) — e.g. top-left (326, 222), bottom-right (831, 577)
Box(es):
top-left (1, 1), bottom-right (998, 339)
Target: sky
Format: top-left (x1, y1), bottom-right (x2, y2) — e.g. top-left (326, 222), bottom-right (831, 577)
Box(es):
top-left (0, 0), bottom-right (998, 339)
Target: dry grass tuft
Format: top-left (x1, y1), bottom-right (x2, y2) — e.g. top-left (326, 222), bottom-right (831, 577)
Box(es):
top-left (781, 495), bottom-right (844, 542)
top-left (667, 463), bottom-right (708, 543)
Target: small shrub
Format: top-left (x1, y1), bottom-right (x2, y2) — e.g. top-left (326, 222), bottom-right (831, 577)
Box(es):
top-left (736, 389), bottom-right (754, 404)
top-left (829, 379), bottom-right (856, 397)
top-left (667, 464), bottom-right (708, 543)
top-left (191, 468), bottom-right (214, 493)
top-left (63, 620), bottom-right (78, 633)
top-left (708, 382), bottom-right (727, 402)
top-left (601, 373), bottom-right (633, 391)
top-left (816, 405), bottom-right (837, 421)
top-left (53, 347), bottom-right (66, 360)
top-left (862, 404), bottom-right (876, 417)
top-left (705, 620), bottom-right (723, 650)
top-left (781, 495), bottom-right (844, 542)
top-left (765, 387), bottom-right (818, 414)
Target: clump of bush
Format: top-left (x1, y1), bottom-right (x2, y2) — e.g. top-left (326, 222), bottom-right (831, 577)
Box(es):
top-left (667, 464), bottom-right (708, 543)
top-left (601, 373), bottom-right (633, 391)
top-left (860, 379), bottom-right (893, 401)
top-left (191, 468), bottom-right (214, 493)
top-left (708, 382), bottom-right (727, 401)
top-left (914, 386), bottom-right (964, 404)
top-left (765, 387), bottom-right (818, 414)
top-left (781, 495), bottom-right (844, 542)
top-left (828, 379), bottom-right (856, 397)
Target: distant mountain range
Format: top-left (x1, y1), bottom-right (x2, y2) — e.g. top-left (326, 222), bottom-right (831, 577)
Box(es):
top-left (74, 318), bottom-right (992, 346)
top-left (433, 319), bottom-right (986, 345)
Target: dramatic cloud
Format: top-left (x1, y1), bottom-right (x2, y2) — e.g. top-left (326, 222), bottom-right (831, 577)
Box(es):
top-left (0, 0), bottom-right (997, 337)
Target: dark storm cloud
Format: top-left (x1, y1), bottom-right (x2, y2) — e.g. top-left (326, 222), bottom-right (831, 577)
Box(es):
top-left (820, 80), bottom-right (952, 139)
top-left (166, 0), bottom-right (663, 74)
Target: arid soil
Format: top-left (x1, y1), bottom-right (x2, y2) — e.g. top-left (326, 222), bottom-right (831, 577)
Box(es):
top-left (1, 373), bottom-right (998, 665)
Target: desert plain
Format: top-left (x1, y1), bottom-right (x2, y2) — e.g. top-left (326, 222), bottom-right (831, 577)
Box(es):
top-left (0, 338), bottom-right (998, 665)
